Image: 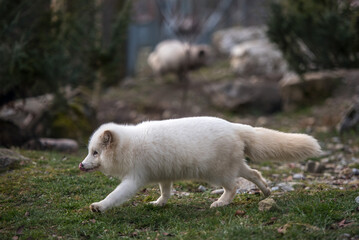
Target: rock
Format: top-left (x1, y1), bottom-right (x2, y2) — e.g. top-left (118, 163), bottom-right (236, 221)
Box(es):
top-left (277, 183), bottom-right (294, 192)
top-left (205, 80), bottom-right (282, 114)
top-left (0, 94), bottom-right (54, 146)
top-left (338, 99), bottom-right (359, 134)
top-left (258, 198), bottom-right (277, 211)
top-left (293, 173), bottom-right (305, 180)
top-left (353, 168), bottom-right (359, 176)
top-left (212, 26), bottom-right (267, 55)
top-left (230, 39), bottom-right (288, 81)
top-left (0, 89), bottom-right (95, 146)
top-left (280, 70), bottom-right (343, 111)
top-left (0, 148), bottom-right (30, 171)
top-left (236, 177), bottom-right (257, 191)
top-left (305, 161), bottom-right (325, 173)
top-left (355, 196), bottom-right (359, 204)
top-left (24, 138), bottom-right (79, 153)
top-left (198, 185), bottom-right (207, 192)
top-left (340, 168), bottom-right (353, 177)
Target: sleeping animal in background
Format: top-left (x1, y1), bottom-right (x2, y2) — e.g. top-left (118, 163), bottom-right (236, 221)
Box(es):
top-left (147, 40), bottom-right (212, 81)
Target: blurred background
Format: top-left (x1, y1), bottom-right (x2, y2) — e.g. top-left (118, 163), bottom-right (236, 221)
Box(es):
top-left (1, 0), bottom-right (359, 151)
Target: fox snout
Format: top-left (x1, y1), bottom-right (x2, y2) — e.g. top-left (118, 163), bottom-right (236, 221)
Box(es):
top-left (79, 162), bottom-right (86, 171)
top-left (78, 159), bottom-right (100, 172)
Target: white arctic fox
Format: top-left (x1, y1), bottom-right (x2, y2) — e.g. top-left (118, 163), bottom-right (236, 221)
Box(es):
top-left (147, 40), bottom-right (212, 79)
top-left (79, 117), bottom-right (321, 212)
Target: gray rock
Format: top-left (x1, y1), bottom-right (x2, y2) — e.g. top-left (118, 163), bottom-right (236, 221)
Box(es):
top-left (0, 89), bottom-right (95, 147)
top-left (230, 39), bottom-right (288, 81)
top-left (205, 80), bottom-right (281, 114)
top-left (293, 173), bottom-right (305, 180)
top-left (355, 196), bottom-right (359, 204)
top-left (0, 94), bottom-right (54, 146)
top-left (24, 138), bottom-right (79, 153)
top-left (338, 99), bottom-right (359, 134)
top-left (277, 183), bottom-right (294, 192)
top-left (198, 185), bottom-right (207, 192)
top-left (212, 26), bottom-right (267, 55)
top-left (0, 148), bottom-right (30, 171)
top-left (280, 70), bottom-right (343, 111)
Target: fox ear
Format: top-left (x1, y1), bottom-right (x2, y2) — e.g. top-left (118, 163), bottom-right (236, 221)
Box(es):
top-left (102, 130), bottom-right (113, 146)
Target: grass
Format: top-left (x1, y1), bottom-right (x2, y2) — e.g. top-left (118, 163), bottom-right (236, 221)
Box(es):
top-left (1, 149), bottom-right (358, 240)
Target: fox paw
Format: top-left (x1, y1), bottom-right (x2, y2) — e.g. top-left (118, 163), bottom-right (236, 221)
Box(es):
top-left (263, 188), bottom-right (271, 197)
top-left (210, 201), bottom-right (230, 208)
top-left (90, 202), bottom-right (106, 213)
top-left (149, 199), bottom-right (167, 206)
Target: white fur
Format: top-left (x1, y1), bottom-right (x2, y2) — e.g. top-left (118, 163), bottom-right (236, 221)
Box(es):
top-left (80, 116), bottom-right (321, 212)
top-left (147, 40), bottom-right (212, 77)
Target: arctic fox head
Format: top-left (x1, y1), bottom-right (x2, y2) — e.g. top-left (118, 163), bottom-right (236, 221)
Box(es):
top-left (79, 127), bottom-right (115, 172)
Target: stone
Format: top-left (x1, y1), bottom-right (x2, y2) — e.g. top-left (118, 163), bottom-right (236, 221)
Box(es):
top-left (198, 185), bottom-right (207, 192)
top-left (338, 99), bottom-right (359, 134)
top-left (293, 173), bottom-right (305, 180)
top-left (305, 161), bottom-right (325, 173)
top-left (340, 168), bottom-right (353, 177)
top-left (258, 198), bottom-right (277, 211)
top-left (24, 138), bottom-right (79, 153)
top-left (236, 177), bottom-right (257, 191)
top-left (277, 183), bottom-right (294, 192)
top-left (0, 89), bottom-right (95, 147)
top-left (205, 80), bottom-right (282, 114)
top-left (0, 94), bottom-right (54, 146)
top-left (355, 196), bottom-right (359, 204)
top-left (0, 148), bottom-right (30, 171)
top-left (230, 39), bottom-right (288, 81)
top-left (280, 70), bottom-right (343, 111)
top-left (212, 26), bottom-right (267, 55)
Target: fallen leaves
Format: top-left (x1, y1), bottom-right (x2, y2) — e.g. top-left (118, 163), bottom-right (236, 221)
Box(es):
top-left (337, 219), bottom-right (355, 228)
top-left (16, 225), bottom-right (24, 235)
top-left (263, 217), bottom-right (278, 226)
top-left (12, 225), bottom-right (24, 240)
top-left (234, 209), bottom-right (246, 217)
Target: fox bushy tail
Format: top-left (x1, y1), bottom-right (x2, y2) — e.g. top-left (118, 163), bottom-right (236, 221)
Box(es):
top-left (239, 126), bottom-right (322, 162)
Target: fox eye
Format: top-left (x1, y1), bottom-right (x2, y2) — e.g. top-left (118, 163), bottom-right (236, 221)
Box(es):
top-left (93, 151), bottom-right (98, 156)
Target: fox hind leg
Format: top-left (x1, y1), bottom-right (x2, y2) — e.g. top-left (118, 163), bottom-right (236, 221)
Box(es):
top-left (239, 162), bottom-right (271, 197)
top-left (150, 181), bottom-right (172, 206)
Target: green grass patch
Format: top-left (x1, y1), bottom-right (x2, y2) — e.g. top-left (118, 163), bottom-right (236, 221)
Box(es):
top-left (1, 150), bottom-right (358, 239)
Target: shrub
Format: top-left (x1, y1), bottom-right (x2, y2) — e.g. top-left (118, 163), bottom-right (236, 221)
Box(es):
top-left (267, 0), bottom-right (359, 74)
top-left (0, 0), bottom-right (130, 105)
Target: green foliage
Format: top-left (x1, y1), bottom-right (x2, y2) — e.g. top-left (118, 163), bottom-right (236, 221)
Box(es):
top-left (267, 0), bottom-right (359, 74)
top-left (0, 0), bottom-right (130, 105)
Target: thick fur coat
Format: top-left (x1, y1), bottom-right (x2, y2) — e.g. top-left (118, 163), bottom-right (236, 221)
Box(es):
top-left (147, 40), bottom-right (212, 78)
top-left (79, 117), bottom-right (321, 212)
